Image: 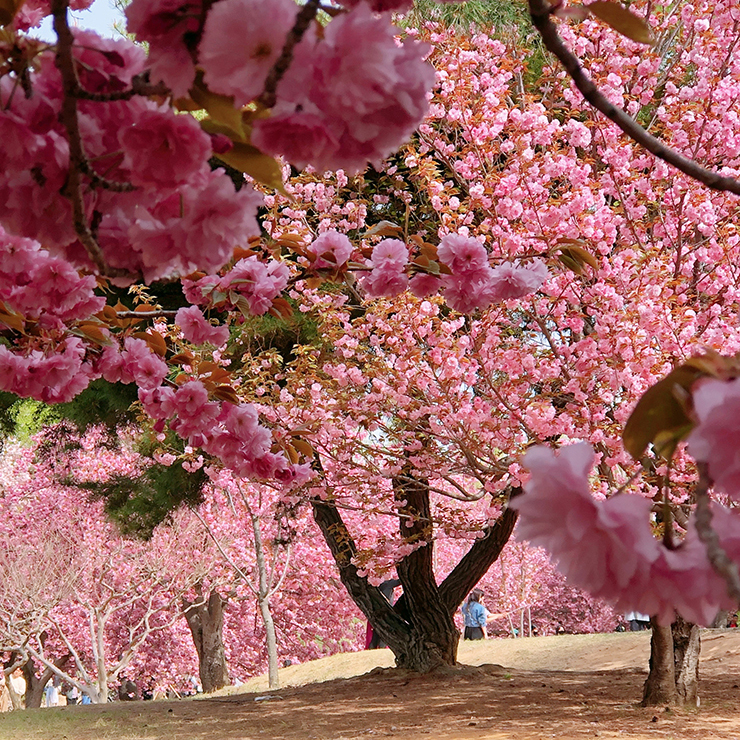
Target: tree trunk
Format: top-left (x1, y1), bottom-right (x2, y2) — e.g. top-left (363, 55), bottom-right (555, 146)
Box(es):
top-left (642, 620), bottom-right (676, 706)
top-left (251, 512), bottom-right (280, 689)
top-left (642, 617), bottom-right (701, 707)
top-left (21, 654), bottom-right (70, 709)
top-left (183, 589), bottom-right (230, 693)
top-left (311, 474), bottom-right (518, 674)
top-left (672, 616), bottom-right (700, 707)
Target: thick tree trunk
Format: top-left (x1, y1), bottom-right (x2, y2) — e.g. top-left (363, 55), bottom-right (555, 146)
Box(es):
top-left (642, 621), bottom-right (676, 706)
top-left (672, 616), bottom-right (700, 707)
top-left (183, 589), bottom-right (230, 693)
top-left (392, 470), bottom-right (458, 670)
top-left (311, 476), bottom-right (518, 674)
top-left (21, 654), bottom-right (69, 709)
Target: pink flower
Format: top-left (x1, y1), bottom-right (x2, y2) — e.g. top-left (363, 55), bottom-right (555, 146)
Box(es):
top-left (199, 0), bottom-right (297, 107)
top-left (308, 231), bottom-right (353, 270)
top-left (687, 378), bottom-right (740, 499)
top-left (125, 0), bottom-right (202, 96)
top-left (119, 109), bottom-right (211, 187)
top-left (483, 259), bottom-right (549, 302)
top-left (370, 239), bottom-right (409, 269)
top-left (512, 443), bottom-right (740, 626)
top-left (255, 6), bottom-right (434, 173)
top-left (437, 234), bottom-right (488, 274)
top-left (180, 173), bottom-right (263, 274)
top-left (139, 386), bottom-right (176, 420)
top-left (360, 239), bottom-right (409, 298)
top-left (176, 306), bottom-right (230, 346)
top-left (121, 337), bottom-right (168, 390)
top-left (409, 273), bottom-right (442, 298)
top-left (440, 273), bottom-right (494, 313)
top-left (361, 263), bottom-right (409, 299)
top-left (251, 111), bottom-right (339, 172)
top-left (221, 256), bottom-right (290, 315)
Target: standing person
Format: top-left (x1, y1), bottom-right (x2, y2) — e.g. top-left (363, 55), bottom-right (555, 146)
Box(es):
top-left (118, 675), bottom-right (139, 701)
top-left (625, 611), bottom-right (651, 631)
top-left (367, 578), bottom-right (402, 650)
top-left (0, 673), bottom-right (10, 712)
top-left (43, 678), bottom-right (58, 707)
top-left (462, 589), bottom-right (488, 640)
top-left (65, 684), bottom-right (80, 705)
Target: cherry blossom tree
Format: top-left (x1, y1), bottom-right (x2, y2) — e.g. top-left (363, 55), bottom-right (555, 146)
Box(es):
top-left (0, 0), bottom-right (739, 700)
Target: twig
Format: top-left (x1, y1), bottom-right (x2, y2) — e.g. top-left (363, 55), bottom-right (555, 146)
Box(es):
top-left (527, 0), bottom-right (740, 196)
top-left (258, 0), bottom-right (321, 109)
top-left (73, 75), bottom-right (170, 102)
top-left (694, 462), bottom-right (740, 602)
top-left (52, 0), bottom-right (133, 277)
top-left (114, 310), bottom-right (179, 320)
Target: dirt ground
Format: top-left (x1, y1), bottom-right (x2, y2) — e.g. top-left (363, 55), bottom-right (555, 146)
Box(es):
top-left (3, 630), bottom-right (740, 740)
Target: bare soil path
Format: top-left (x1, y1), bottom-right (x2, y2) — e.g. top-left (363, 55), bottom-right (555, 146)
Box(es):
top-left (3, 630), bottom-right (740, 740)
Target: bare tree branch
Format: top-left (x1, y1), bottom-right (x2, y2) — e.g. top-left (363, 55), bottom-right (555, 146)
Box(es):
top-left (528, 0), bottom-right (740, 196)
top-left (694, 462), bottom-right (740, 602)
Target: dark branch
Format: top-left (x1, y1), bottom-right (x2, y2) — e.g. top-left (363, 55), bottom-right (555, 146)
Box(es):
top-left (694, 462), bottom-right (740, 602)
top-left (438, 503), bottom-right (518, 612)
top-left (51, 0), bottom-right (135, 278)
top-left (258, 0), bottom-right (322, 109)
top-left (528, 0), bottom-right (740, 196)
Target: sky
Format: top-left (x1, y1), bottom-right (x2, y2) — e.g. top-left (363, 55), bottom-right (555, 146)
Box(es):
top-left (36, 0), bottom-right (126, 42)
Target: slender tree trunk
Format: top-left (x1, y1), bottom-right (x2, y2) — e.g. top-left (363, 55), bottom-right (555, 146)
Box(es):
top-left (183, 589), bottom-right (230, 693)
top-left (672, 616), bottom-right (700, 707)
top-left (251, 513), bottom-right (280, 690)
top-left (642, 621), bottom-right (676, 706)
top-left (259, 596), bottom-right (280, 689)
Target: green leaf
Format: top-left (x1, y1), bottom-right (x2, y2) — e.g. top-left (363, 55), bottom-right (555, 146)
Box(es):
top-left (0, 0), bottom-right (24, 27)
top-left (189, 73), bottom-right (245, 141)
top-left (556, 241), bottom-right (600, 274)
top-left (213, 142), bottom-right (286, 193)
top-left (622, 365), bottom-right (705, 459)
top-left (587, 1), bottom-right (655, 45)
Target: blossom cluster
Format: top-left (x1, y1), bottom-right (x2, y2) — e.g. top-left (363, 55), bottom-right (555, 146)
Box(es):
top-left (511, 444), bottom-right (740, 625)
top-left (126, 0), bottom-right (434, 174)
top-left (0, 31), bottom-right (261, 282)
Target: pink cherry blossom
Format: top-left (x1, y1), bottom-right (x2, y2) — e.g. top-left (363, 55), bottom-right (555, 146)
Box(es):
top-left (254, 5), bottom-right (434, 173)
top-left (483, 259), bottom-right (549, 302)
top-left (687, 377), bottom-right (740, 499)
top-left (512, 444), bottom-right (739, 625)
top-left (308, 231), bottom-right (354, 269)
top-left (220, 256), bottom-right (291, 315)
top-left (437, 234), bottom-right (489, 274)
top-left (199, 0), bottom-right (298, 107)
top-left (176, 306), bottom-right (230, 346)
top-left (119, 109), bottom-right (212, 188)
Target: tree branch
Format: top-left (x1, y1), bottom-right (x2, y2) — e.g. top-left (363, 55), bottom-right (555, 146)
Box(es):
top-left (694, 462), bottom-right (740, 602)
top-left (258, 0), bottom-right (321, 109)
top-left (528, 0), bottom-right (740, 196)
top-left (51, 0), bottom-right (136, 278)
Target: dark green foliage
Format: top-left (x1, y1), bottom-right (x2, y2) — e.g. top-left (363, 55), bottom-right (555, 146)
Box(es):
top-left (81, 460), bottom-right (208, 539)
top-left (55, 379), bottom-right (140, 431)
top-left (0, 394), bottom-right (60, 441)
top-left (228, 306), bottom-right (323, 369)
top-left (405, 0), bottom-right (530, 34)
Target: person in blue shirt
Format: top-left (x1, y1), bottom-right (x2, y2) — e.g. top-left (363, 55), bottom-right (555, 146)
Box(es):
top-left (461, 589), bottom-right (488, 640)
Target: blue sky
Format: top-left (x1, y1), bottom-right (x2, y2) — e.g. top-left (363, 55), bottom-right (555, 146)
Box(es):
top-left (36, 0), bottom-right (126, 42)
